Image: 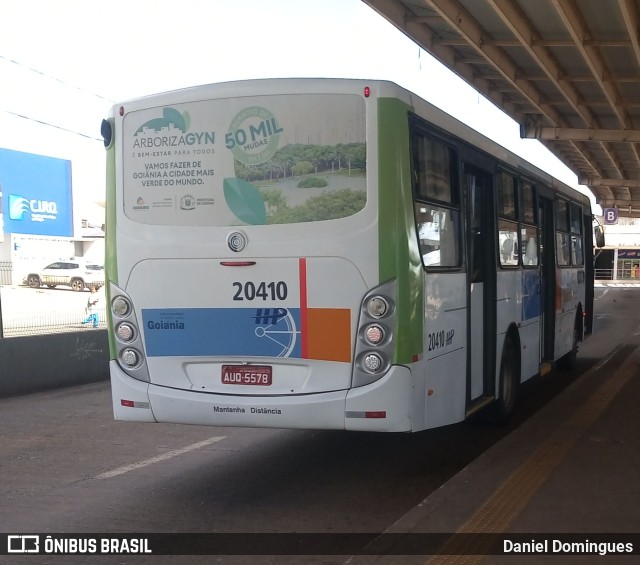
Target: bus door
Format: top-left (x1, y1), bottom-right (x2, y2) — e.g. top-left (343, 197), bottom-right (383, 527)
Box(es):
top-left (539, 196), bottom-right (556, 362)
top-left (583, 211), bottom-right (595, 336)
top-left (464, 164), bottom-right (496, 406)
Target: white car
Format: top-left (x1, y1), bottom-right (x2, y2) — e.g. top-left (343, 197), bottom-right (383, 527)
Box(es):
top-left (26, 261), bottom-right (104, 292)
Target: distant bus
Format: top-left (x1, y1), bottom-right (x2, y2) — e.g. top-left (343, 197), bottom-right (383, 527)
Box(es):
top-left (101, 78), bottom-right (596, 432)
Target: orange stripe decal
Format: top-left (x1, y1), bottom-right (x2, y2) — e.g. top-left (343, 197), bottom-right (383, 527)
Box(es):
top-left (306, 308), bottom-right (351, 363)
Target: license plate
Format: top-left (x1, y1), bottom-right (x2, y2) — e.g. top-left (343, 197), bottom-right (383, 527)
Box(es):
top-left (221, 365), bottom-right (272, 386)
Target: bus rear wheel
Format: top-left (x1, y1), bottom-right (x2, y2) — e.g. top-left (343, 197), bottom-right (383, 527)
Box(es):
top-left (557, 318), bottom-right (580, 371)
top-left (493, 335), bottom-right (519, 423)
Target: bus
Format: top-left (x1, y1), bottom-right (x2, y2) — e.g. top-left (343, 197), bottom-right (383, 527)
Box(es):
top-left (101, 78), bottom-right (597, 432)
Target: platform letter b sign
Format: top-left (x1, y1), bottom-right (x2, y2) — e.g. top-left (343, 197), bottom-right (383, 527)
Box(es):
top-left (604, 208), bottom-right (618, 225)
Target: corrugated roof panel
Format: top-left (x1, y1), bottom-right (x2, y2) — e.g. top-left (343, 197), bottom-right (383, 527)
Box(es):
top-left (363, 0), bottom-right (640, 215)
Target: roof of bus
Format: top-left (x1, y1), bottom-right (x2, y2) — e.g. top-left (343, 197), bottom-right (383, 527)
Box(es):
top-left (112, 77), bottom-right (590, 209)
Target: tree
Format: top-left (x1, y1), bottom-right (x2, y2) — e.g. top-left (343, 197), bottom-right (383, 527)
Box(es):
top-left (259, 187), bottom-right (287, 215)
top-left (291, 160), bottom-right (314, 176)
top-left (269, 189), bottom-right (366, 224)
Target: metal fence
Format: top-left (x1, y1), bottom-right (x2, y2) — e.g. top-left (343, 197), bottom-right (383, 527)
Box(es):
top-left (0, 262), bottom-right (12, 286)
top-left (0, 284), bottom-right (107, 338)
top-left (595, 268), bottom-right (640, 281)
top-left (1, 307), bottom-right (108, 338)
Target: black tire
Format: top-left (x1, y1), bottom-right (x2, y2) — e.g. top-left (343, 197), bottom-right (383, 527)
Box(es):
top-left (27, 275), bottom-right (40, 288)
top-left (557, 319), bottom-right (579, 371)
top-left (493, 335), bottom-right (519, 423)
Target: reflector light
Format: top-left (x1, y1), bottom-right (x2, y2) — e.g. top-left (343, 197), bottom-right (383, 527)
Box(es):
top-left (346, 410), bottom-right (387, 419)
top-left (363, 353), bottom-right (383, 373)
top-left (116, 323), bottom-right (135, 342)
top-left (121, 349), bottom-right (139, 367)
top-left (119, 106), bottom-right (125, 116)
top-left (364, 86), bottom-right (370, 97)
top-left (365, 324), bottom-right (384, 345)
top-left (366, 296), bottom-right (388, 318)
top-left (112, 296), bottom-right (131, 317)
top-left (120, 399), bottom-right (150, 409)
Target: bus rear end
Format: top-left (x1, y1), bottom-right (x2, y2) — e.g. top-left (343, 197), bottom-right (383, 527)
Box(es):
top-left (104, 79), bottom-right (416, 432)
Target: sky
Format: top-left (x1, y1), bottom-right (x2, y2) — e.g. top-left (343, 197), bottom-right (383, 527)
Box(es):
top-left (0, 0), bottom-right (598, 220)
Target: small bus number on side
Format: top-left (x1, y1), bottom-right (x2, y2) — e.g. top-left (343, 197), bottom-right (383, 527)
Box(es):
top-left (428, 329), bottom-right (455, 352)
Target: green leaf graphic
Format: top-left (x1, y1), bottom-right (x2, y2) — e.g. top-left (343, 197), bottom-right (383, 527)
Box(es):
top-left (223, 178), bottom-right (267, 225)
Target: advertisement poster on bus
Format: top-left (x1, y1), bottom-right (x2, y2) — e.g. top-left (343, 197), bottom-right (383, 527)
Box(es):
top-left (122, 93), bottom-right (367, 227)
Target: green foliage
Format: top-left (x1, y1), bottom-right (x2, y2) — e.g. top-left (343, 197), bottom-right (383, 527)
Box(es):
top-left (269, 189), bottom-right (366, 224)
top-left (297, 176), bottom-right (328, 188)
top-left (290, 160), bottom-right (314, 177)
top-left (234, 142), bottom-right (366, 182)
top-left (259, 187), bottom-right (287, 213)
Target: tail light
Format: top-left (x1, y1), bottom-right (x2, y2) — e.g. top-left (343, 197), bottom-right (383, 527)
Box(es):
top-left (110, 283), bottom-right (149, 381)
top-left (352, 280), bottom-right (396, 387)
top-left (364, 324), bottom-right (385, 345)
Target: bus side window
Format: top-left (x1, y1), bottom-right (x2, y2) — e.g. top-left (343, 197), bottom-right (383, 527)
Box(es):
top-left (555, 198), bottom-right (571, 266)
top-left (556, 233), bottom-right (571, 266)
top-left (499, 220), bottom-right (519, 266)
top-left (411, 130), bottom-right (461, 269)
top-left (524, 236), bottom-right (538, 265)
top-left (572, 235), bottom-right (584, 265)
top-left (498, 172), bottom-right (519, 267)
top-left (415, 204), bottom-right (460, 268)
top-left (570, 202), bottom-right (584, 265)
top-left (522, 226), bottom-right (539, 266)
top-left (520, 182), bottom-right (538, 267)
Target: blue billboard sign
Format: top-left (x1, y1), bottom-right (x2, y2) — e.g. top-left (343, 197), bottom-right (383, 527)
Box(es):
top-left (0, 147), bottom-right (73, 237)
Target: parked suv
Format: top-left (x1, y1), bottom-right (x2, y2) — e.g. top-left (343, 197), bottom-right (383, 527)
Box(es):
top-left (26, 261), bottom-right (104, 292)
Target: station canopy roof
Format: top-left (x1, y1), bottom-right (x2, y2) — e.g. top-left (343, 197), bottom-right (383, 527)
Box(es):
top-left (364, 0), bottom-right (640, 217)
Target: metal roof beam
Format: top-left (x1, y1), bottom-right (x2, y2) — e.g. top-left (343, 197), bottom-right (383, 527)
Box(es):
top-left (580, 177), bottom-right (640, 188)
top-left (362, 0), bottom-right (640, 217)
top-left (550, 0), bottom-right (640, 178)
top-left (616, 0), bottom-right (640, 183)
top-left (422, 0), bottom-right (608, 180)
top-left (487, 0), bottom-right (595, 125)
top-left (481, 38), bottom-right (633, 48)
top-left (551, 0), bottom-right (630, 129)
top-left (619, 0), bottom-right (640, 70)
top-left (521, 125), bottom-right (640, 143)
top-left (424, 0), bottom-right (560, 122)
top-left (486, 0), bottom-right (626, 180)
top-left (483, 0), bottom-right (625, 181)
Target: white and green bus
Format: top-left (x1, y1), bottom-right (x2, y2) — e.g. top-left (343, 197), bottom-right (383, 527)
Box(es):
top-left (101, 78), bottom-right (597, 432)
